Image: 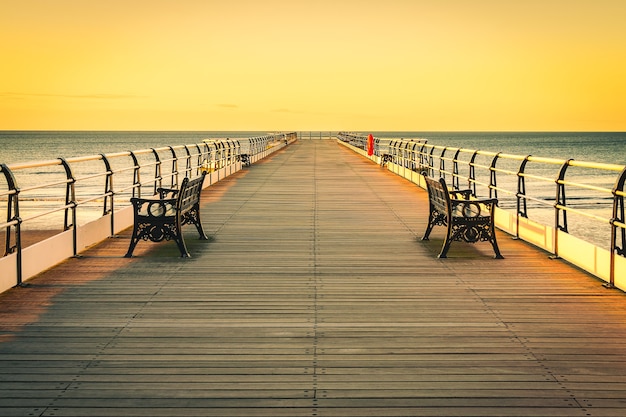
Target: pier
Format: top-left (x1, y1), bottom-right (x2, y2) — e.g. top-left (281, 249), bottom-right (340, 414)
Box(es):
top-left (2, 139), bottom-right (626, 416)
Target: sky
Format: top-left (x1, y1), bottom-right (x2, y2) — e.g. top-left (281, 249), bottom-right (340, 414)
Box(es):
top-left (1, 0), bottom-right (625, 131)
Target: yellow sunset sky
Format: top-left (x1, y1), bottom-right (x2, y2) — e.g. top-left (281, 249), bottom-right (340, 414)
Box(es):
top-left (1, 0), bottom-right (625, 131)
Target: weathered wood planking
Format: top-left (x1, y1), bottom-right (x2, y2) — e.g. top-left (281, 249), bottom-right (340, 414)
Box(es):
top-left (1, 139), bottom-right (626, 416)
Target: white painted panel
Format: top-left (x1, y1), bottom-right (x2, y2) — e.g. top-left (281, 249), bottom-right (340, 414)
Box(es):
top-left (22, 231), bottom-right (73, 282)
top-left (0, 254), bottom-right (18, 292)
top-left (494, 208), bottom-right (516, 236)
top-left (77, 215), bottom-right (111, 252)
top-left (114, 206), bottom-right (134, 234)
top-left (557, 230), bottom-right (611, 282)
top-left (517, 217), bottom-right (555, 252)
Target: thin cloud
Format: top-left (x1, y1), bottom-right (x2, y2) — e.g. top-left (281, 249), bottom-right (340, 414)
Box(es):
top-left (271, 108), bottom-right (308, 114)
top-left (217, 104), bottom-right (238, 109)
top-left (0, 92), bottom-right (147, 99)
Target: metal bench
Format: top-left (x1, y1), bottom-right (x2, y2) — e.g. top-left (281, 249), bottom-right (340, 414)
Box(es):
top-left (422, 175), bottom-right (503, 259)
top-left (380, 154), bottom-right (393, 167)
top-left (238, 154), bottom-right (251, 167)
top-left (125, 173), bottom-right (208, 258)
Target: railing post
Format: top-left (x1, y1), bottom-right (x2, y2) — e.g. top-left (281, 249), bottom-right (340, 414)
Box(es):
top-left (183, 146), bottom-right (192, 179)
top-left (469, 151), bottom-right (478, 196)
top-left (216, 141), bottom-right (223, 172)
top-left (514, 156), bottom-right (531, 240)
top-left (608, 167), bottom-right (626, 288)
top-left (227, 139), bottom-right (235, 171)
top-left (552, 159), bottom-right (572, 259)
top-left (59, 158), bottom-right (78, 256)
top-left (100, 154), bottom-right (113, 216)
top-left (223, 140), bottom-right (229, 172)
top-left (516, 156), bottom-right (531, 219)
top-left (439, 147), bottom-right (447, 179)
top-left (152, 148), bottom-right (162, 195)
top-left (489, 153), bottom-right (501, 200)
top-left (193, 144), bottom-right (202, 175)
top-left (419, 143), bottom-right (428, 175)
top-left (401, 141), bottom-right (407, 169)
top-left (168, 146), bottom-right (178, 187)
top-left (234, 140), bottom-right (241, 167)
top-left (1, 164), bottom-right (23, 286)
top-left (221, 140), bottom-right (227, 169)
top-left (129, 151), bottom-right (141, 198)
top-left (100, 154), bottom-right (115, 237)
top-left (452, 149), bottom-right (461, 190)
top-left (391, 140), bottom-right (398, 165)
top-left (555, 160), bottom-right (572, 233)
top-left (411, 142), bottom-right (419, 172)
top-left (428, 147), bottom-right (436, 178)
top-left (205, 142), bottom-right (215, 175)
top-left (201, 143), bottom-right (211, 174)
top-left (404, 141), bottom-right (410, 170)
top-left (217, 141), bottom-right (223, 172)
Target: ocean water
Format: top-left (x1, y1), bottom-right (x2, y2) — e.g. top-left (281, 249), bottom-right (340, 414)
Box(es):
top-left (2, 131), bottom-right (624, 166)
top-left (1, 131), bottom-right (625, 250)
top-left (0, 131), bottom-right (270, 165)
top-left (369, 131), bottom-right (626, 164)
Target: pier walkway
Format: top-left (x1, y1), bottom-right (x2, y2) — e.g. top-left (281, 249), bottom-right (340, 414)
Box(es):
top-left (2, 139), bottom-right (626, 416)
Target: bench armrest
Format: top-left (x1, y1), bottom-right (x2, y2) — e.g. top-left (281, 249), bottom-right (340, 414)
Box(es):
top-left (449, 189), bottom-right (473, 199)
top-left (157, 187), bottom-right (180, 199)
top-left (130, 197), bottom-right (178, 217)
top-left (450, 198), bottom-right (498, 217)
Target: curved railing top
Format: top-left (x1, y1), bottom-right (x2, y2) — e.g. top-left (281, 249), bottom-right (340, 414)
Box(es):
top-left (338, 131), bottom-right (626, 171)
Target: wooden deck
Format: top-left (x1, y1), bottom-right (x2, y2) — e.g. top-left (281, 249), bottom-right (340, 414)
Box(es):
top-left (2, 139), bottom-right (626, 416)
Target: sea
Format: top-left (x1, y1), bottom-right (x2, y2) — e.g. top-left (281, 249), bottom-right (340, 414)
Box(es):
top-left (1, 130), bottom-right (625, 166)
top-left (1, 131), bottom-right (625, 250)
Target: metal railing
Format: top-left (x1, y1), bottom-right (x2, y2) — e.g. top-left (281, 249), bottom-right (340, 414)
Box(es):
top-left (0, 133), bottom-right (297, 287)
top-left (338, 133), bottom-right (626, 288)
top-left (298, 132), bottom-right (335, 140)
top-left (337, 132), bottom-right (426, 166)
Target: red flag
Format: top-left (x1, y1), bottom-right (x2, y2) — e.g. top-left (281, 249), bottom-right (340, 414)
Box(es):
top-left (367, 134), bottom-right (374, 156)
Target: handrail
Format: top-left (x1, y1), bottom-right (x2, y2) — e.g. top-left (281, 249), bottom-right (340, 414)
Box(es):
top-left (338, 132), bottom-right (626, 289)
top-left (0, 132), bottom-right (297, 288)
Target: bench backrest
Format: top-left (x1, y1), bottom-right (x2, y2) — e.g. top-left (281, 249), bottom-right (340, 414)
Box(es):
top-left (424, 175), bottom-right (495, 220)
top-left (423, 175), bottom-right (451, 214)
top-left (176, 173), bottom-right (206, 212)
